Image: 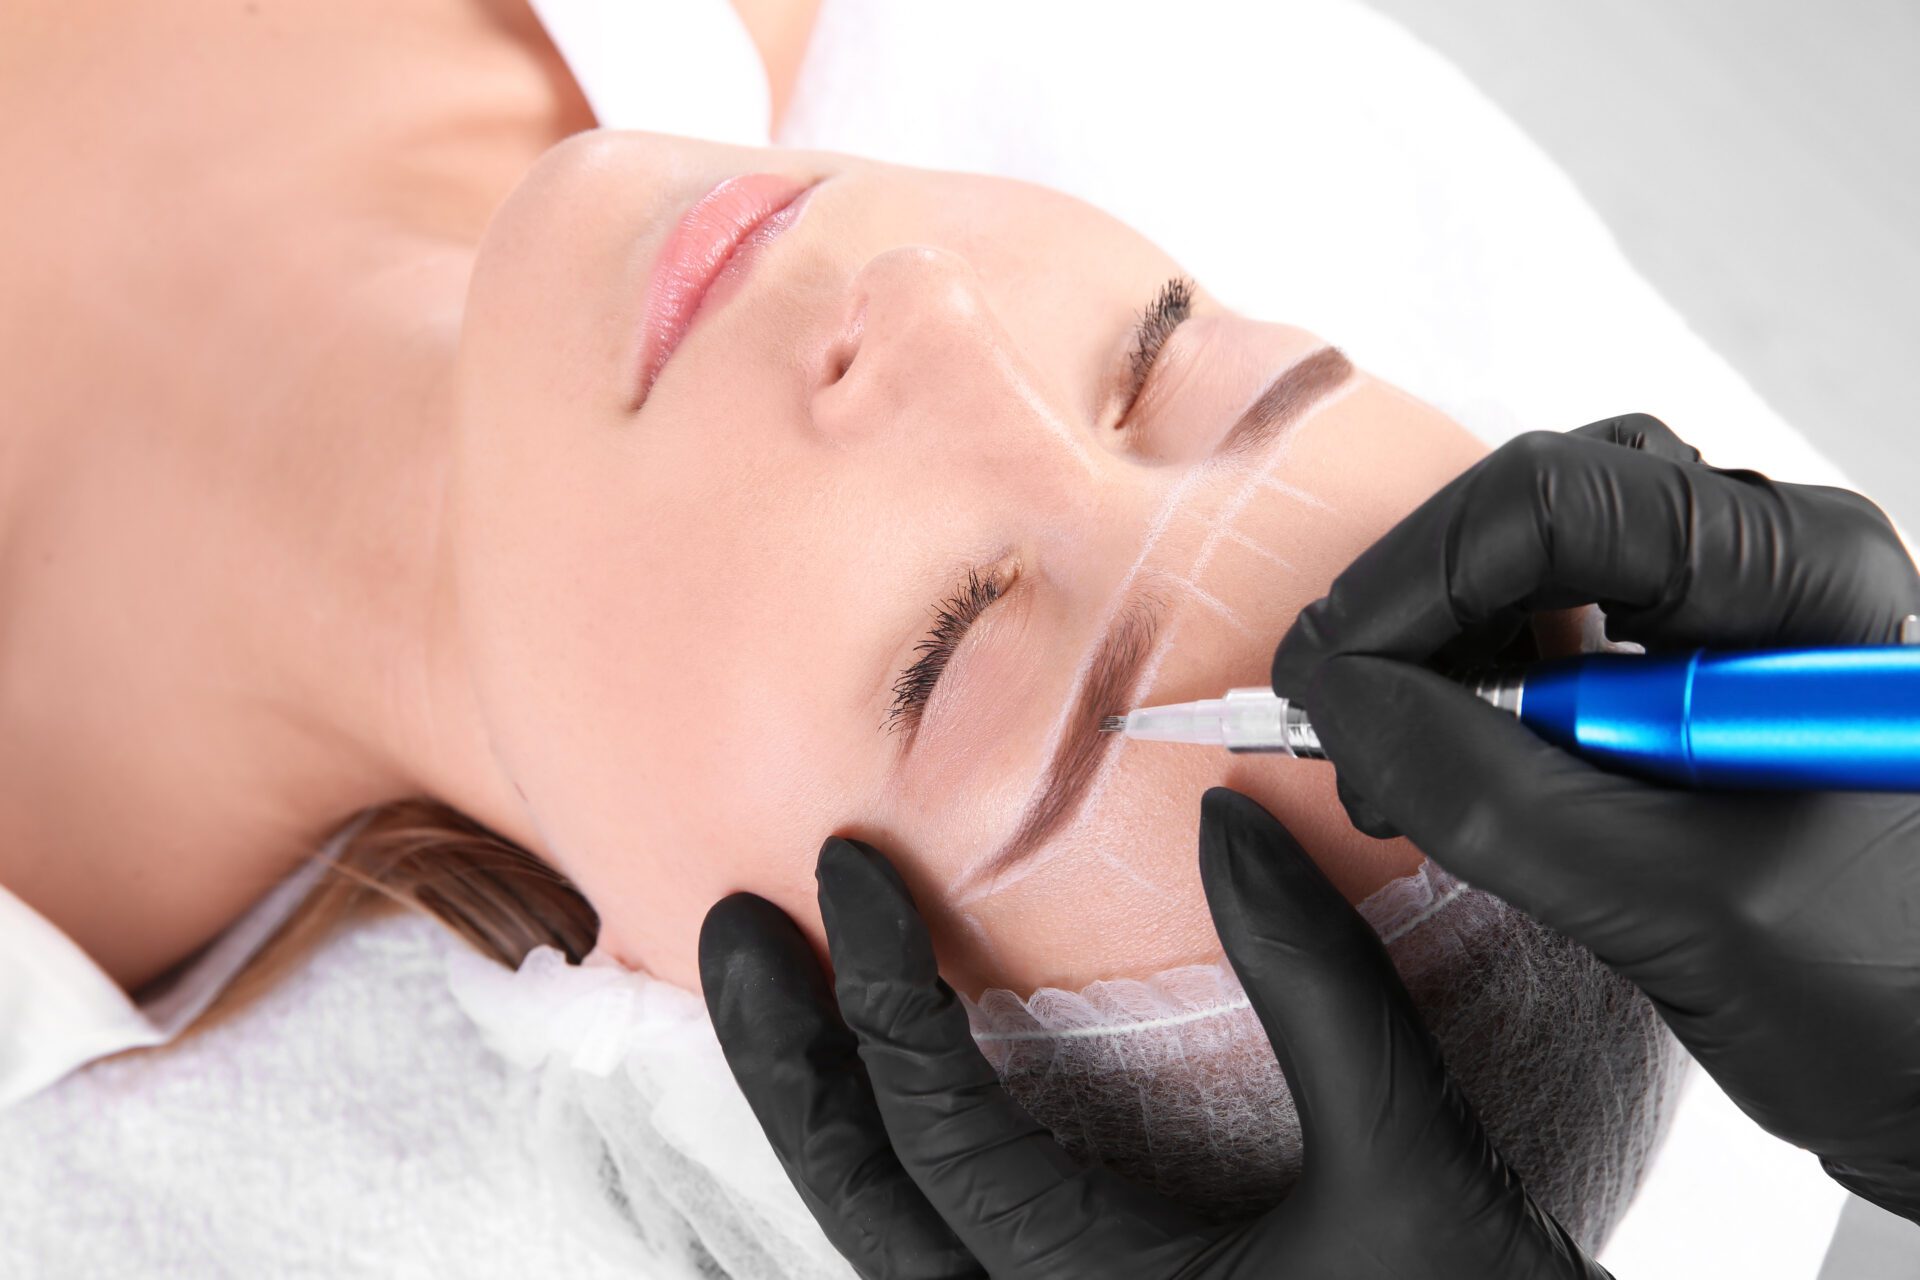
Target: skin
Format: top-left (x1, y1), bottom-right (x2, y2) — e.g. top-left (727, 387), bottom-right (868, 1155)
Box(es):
top-left (0, 0), bottom-right (1492, 1001)
top-left (453, 130), bottom-right (1493, 995)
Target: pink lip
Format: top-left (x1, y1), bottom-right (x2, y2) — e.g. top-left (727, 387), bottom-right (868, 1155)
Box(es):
top-left (631, 172), bottom-right (814, 407)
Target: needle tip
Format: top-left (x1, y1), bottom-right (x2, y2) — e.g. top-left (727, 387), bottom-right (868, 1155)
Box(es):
top-left (1098, 715), bottom-right (1127, 734)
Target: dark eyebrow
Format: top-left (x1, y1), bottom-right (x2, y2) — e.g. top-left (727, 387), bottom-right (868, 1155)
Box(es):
top-left (948, 352), bottom-right (1350, 895)
top-left (955, 593), bottom-right (1162, 895)
top-left (1218, 346), bottom-right (1354, 459)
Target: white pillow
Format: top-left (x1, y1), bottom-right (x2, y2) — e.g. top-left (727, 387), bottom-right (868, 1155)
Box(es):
top-left (776, 0), bottom-right (1853, 497)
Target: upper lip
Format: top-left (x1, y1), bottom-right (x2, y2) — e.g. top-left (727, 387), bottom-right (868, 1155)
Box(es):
top-left (629, 172), bottom-right (819, 409)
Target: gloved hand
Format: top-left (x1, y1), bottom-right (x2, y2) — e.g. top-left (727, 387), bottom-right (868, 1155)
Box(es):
top-left (1273, 414), bottom-right (1920, 1223)
top-left (700, 788), bottom-right (1608, 1280)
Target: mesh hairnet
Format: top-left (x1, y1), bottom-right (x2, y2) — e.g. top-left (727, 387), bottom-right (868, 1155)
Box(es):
top-left (447, 860), bottom-right (1684, 1278)
top-left (967, 861), bottom-right (1686, 1239)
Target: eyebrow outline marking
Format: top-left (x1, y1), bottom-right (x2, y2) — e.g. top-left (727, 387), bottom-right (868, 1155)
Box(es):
top-left (947, 346), bottom-right (1353, 900)
top-left (1217, 345), bottom-right (1354, 460)
top-left (952, 590), bottom-right (1163, 898)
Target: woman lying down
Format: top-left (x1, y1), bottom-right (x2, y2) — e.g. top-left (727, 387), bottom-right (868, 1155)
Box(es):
top-left (0, 0), bottom-right (1679, 1266)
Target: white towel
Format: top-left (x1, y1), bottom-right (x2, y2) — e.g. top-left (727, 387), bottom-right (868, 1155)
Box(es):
top-left (0, 913), bottom-right (631, 1280)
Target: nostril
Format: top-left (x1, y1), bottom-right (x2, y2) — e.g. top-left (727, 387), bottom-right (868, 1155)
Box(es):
top-left (822, 296), bottom-right (866, 387)
top-left (827, 344), bottom-right (856, 385)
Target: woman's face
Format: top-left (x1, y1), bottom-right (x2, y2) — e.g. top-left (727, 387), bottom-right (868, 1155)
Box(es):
top-left (452, 131), bottom-right (1487, 995)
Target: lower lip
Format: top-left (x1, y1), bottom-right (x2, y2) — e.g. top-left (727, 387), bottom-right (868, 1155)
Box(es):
top-left (631, 173), bottom-right (813, 407)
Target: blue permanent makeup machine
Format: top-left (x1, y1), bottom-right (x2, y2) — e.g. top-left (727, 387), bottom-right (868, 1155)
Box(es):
top-left (1101, 635), bottom-right (1920, 791)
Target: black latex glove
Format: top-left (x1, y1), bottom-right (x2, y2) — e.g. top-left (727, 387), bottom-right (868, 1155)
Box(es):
top-left (700, 788), bottom-right (1606, 1280)
top-left (1273, 413), bottom-right (1920, 1223)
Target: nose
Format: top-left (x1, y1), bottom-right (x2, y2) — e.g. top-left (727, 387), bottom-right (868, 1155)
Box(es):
top-left (806, 245), bottom-right (1111, 535)
top-left (809, 245), bottom-right (1028, 445)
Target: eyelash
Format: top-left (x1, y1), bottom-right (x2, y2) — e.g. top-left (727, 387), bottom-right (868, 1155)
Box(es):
top-left (886, 278), bottom-right (1191, 737)
top-left (1124, 275), bottom-right (1194, 408)
top-left (886, 567), bottom-right (1005, 735)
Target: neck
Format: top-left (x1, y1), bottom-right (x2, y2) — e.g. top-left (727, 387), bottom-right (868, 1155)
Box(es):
top-left (0, 235), bottom-right (539, 990)
top-left (288, 242), bottom-right (544, 858)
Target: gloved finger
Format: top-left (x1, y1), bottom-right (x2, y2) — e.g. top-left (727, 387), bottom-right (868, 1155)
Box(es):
top-left (816, 838), bottom-right (1203, 1278)
top-left (1296, 415), bottom-right (1688, 676)
top-left (699, 892), bottom-right (983, 1280)
top-left (1195, 788), bottom-right (1515, 1195)
top-left (1565, 410), bottom-right (1703, 462)
top-left (1305, 655), bottom-right (1707, 949)
top-left (1335, 772), bottom-right (1399, 840)
top-left (1425, 414), bottom-right (1700, 670)
top-left (1273, 426), bottom-right (1920, 697)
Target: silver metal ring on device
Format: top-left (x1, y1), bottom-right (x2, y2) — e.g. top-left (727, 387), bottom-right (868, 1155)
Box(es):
top-left (1282, 703), bottom-right (1325, 758)
top-left (1467, 668), bottom-right (1526, 719)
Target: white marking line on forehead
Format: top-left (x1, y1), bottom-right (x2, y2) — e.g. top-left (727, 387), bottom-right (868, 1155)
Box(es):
top-left (955, 909), bottom-right (1009, 970)
top-left (1163, 413), bottom-right (1310, 611)
top-left (990, 343), bottom-right (1102, 480)
top-left (1258, 475), bottom-right (1330, 508)
top-left (1219, 526), bottom-right (1297, 574)
top-left (1096, 846), bottom-right (1164, 894)
top-left (1015, 461), bottom-right (1217, 755)
top-left (1118, 465), bottom-right (1215, 593)
top-left (1165, 374), bottom-right (1363, 596)
top-left (1169, 579), bottom-right (1255, 637)
top-left (953, 371), bottom-right (1356, 906)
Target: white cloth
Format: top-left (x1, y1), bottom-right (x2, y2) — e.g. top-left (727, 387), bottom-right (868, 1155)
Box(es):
top-left (0, 0), bottom-right (1874, 1275)
top-left (444, 942), bottom-right (850, 1279)
top-left (0, 846), bottom-right (331, 1112)
top-left (1608, 1067), bottom-right (1863, 1278)
top-left (0, 913), bottom-right (633, 1280)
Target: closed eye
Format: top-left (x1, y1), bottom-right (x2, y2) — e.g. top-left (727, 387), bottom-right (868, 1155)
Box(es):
top-left (885, 567), bottom-right (1006, 737)
top-left (883, 277), bottom-right (1191, 741)
top-left (1122, 275), bottom-right (1194, 413)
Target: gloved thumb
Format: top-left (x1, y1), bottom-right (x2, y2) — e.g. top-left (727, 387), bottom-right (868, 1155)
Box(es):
top-left (1197, 787), bottom-right (1496, 1193)
top-left (1304, 653), bottom-right (1651, 933)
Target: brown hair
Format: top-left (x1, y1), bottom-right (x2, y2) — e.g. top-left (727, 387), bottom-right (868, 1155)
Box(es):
top-left (191, 796), bottom-right (597, 1036)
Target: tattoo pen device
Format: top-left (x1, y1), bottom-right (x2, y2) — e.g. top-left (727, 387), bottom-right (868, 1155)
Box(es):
top-left (1099, 638), bottom-right (1920, 790)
